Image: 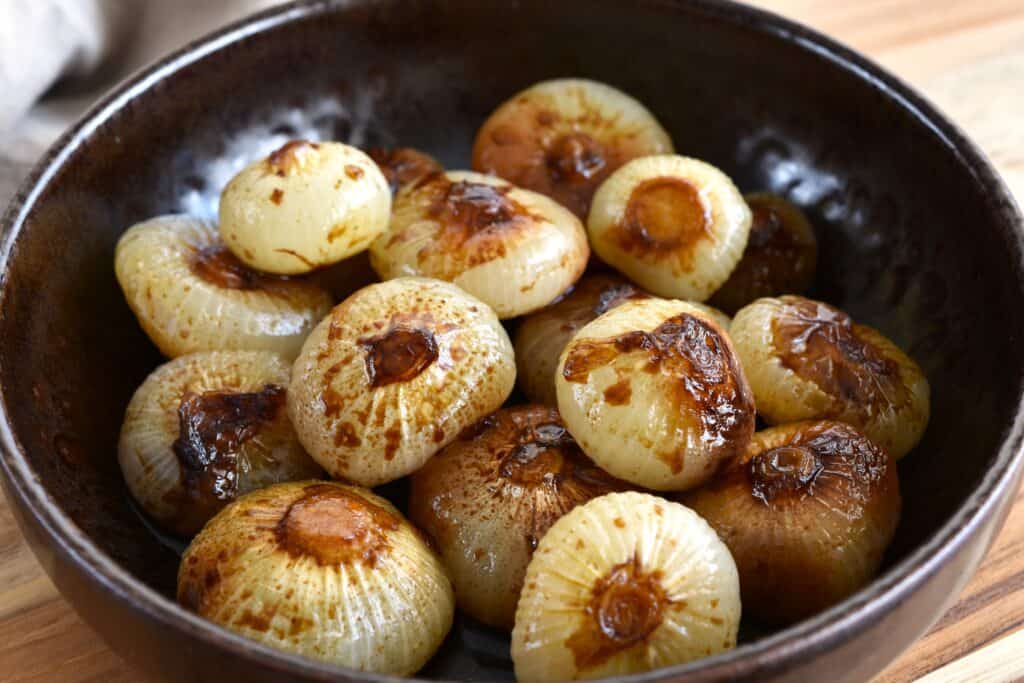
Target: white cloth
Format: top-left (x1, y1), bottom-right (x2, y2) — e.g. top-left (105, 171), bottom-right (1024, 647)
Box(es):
top-left (0, 0), bottom-right (288, 207)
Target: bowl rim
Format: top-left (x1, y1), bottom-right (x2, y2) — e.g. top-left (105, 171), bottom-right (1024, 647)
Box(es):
top-left (2, 0), bottom-right (1023, 681)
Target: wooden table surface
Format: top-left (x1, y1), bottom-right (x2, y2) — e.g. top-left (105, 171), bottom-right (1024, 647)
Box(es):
top-left (2, 1), bottom-right (1024, 681)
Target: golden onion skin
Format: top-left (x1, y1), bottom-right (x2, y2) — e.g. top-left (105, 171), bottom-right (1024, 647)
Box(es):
top-left (588, 155), bottom-right (752, 302)
top-left (682, 421), bottom-right (901, 625)
top-left (369, 171), bottom-right (589, 318)
top-left (367, 146), bottom-right (444, 195)
top-left (220, 140), bottom-right (391, 275)
top-left (514, 275), bottom-right (651, 406)
top-left (115, 214), bottom-right (333, 359)
top-left (178, 481), bottom-right (454, 675)
top-left (556, 298), bottom-right (755, 491)
top-left (288, 277), bottom-right (516, 486)
top-left (709, 193), bottom-right (818, 314)
top-left (730, 295), bottom-right (930, 459)
top-left (118, 351), bottom-right (323, 537)
top-left (472, 78), bottom-right (673, 219)
top-left (409, 405), bottom-right (628, 629)
top-left (511, 492), bottom-right (740, 681)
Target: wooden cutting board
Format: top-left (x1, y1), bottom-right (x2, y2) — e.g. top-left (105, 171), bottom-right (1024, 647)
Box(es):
top-left (2, 0), bottom-right (1023, 680)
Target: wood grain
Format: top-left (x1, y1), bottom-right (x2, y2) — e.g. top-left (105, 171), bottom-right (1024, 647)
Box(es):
top-left (1, 1), bottom-right (1023, 681)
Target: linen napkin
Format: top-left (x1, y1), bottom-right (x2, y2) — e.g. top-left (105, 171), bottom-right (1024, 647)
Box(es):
top-left (0, 0), bottom-right (288, 208)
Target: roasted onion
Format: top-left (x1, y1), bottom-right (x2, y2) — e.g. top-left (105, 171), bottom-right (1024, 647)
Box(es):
top-left (472, 78), bottom-right (673, 218)
top-left (709, 192), bottom-right (817, 314)
top-left (288, 277), bottom-right (516, 486)
top-left (730, 295), bottom-right (929, 459)
top-left (178, 480), bottom-right (454, 674)
top-left (220, 140), bottom-right (391, 274)
top-left (588, 155), bottom-right (752, 302)
top-left (512, 491), bottom-right (740, 681)
top-left (369, 170), bottom-right (589, 318)
top-left (115, 214), bottom-right (332, 359)
top-left (683, 420), bottom-right (901, 624)
top-left (556, 298), bottom-right (755, 491)
top-left (409, 405), bottom-right (627, 628)
top-left (118, 350), bottom-right (322, 536)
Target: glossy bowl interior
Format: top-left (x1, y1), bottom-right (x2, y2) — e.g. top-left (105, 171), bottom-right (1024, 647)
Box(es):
top-left (1, 1), bottom-right (1023, 682)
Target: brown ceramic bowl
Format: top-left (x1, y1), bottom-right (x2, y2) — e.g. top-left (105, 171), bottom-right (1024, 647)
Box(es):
top-left (1, 1), bottom-right (1022, 681)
